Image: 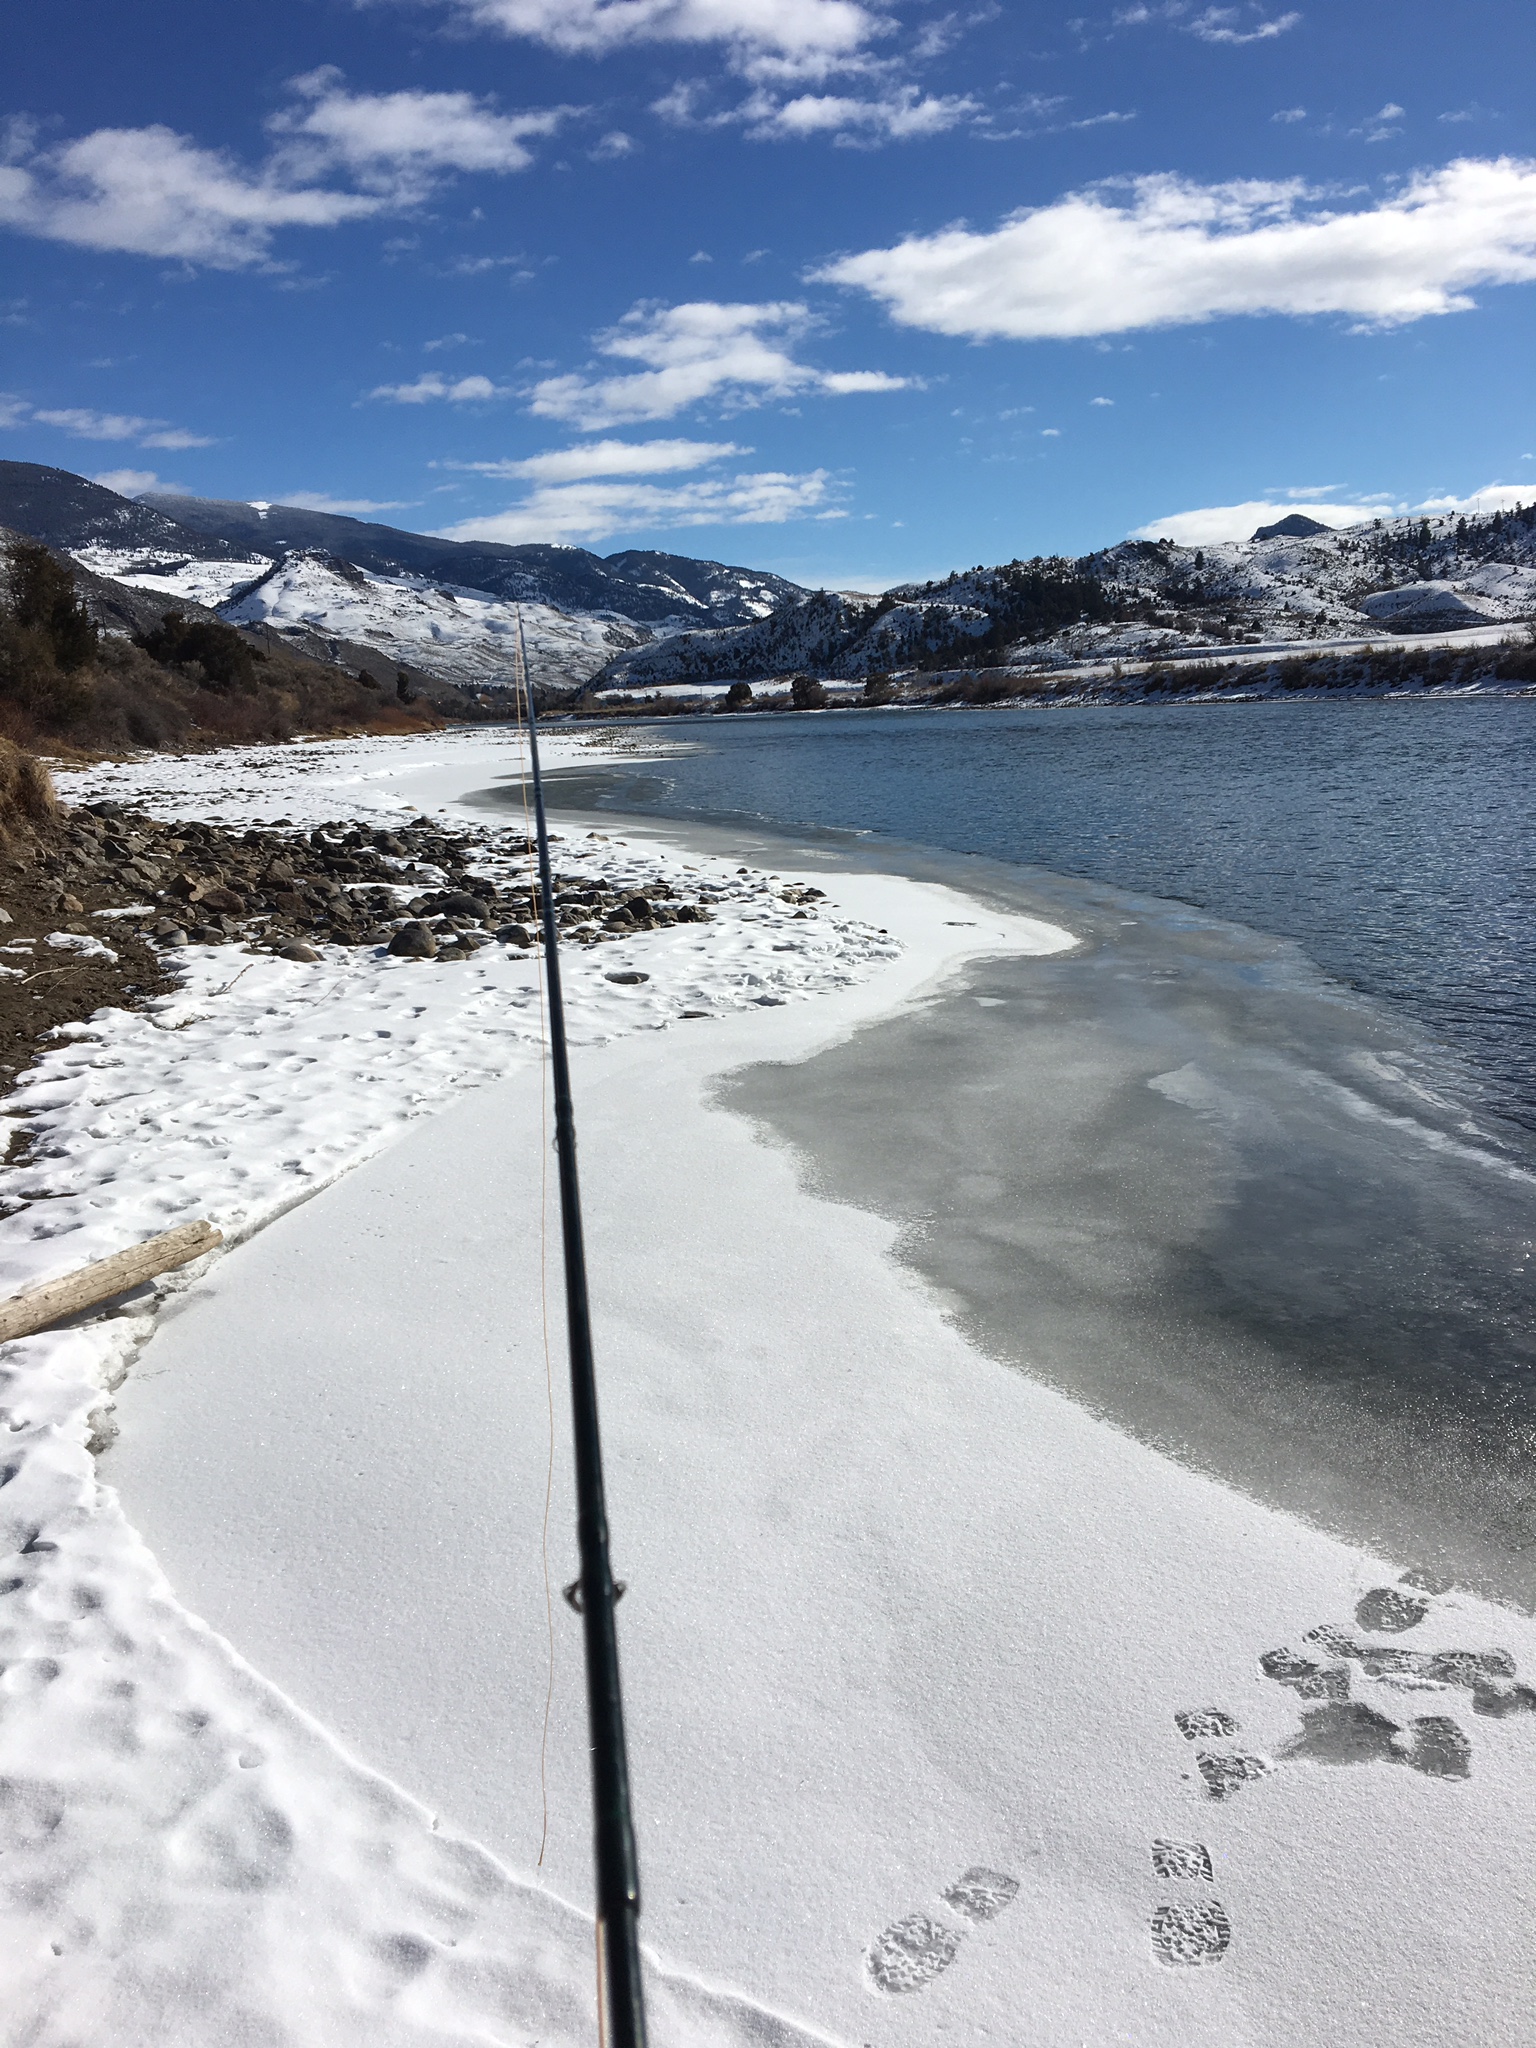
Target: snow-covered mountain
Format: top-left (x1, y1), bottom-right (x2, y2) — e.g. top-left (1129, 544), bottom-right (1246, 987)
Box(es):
top-left (0, 463), bottom-right (810, 694)
top-left (66, 546), bottom-right (657, 694)
top-left (135, 491), bottom-right (804, 626)
top-left (599, 504), bottom-right (1536, 688)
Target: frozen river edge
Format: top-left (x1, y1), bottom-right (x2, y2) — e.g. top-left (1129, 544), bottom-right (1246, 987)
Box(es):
top-left (2, 730), bottom-right (1535, 2047)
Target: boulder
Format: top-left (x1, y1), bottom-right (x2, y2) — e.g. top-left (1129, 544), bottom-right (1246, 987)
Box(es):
top-left (604, 970), bottom-right (650, 986)
top-left (196, 884), bottom-right (245, 914)
top-left (387, 920), bottom-right (438, 959)
top-left (496, 923), bottom-right (534, 947)
top-left (279, 942), bottom-right (321, 962)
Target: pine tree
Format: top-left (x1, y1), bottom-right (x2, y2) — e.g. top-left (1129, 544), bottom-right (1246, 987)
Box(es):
top-left (3, 537), bottom-right (97, 672)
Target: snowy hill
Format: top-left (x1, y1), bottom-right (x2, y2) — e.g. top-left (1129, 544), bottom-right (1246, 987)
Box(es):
top-left (136, 492), bottom-right (803, 626)
top-left (599, 504), bottom-right (1536, 688)
top-left (66, 546), bottom-right (655, 695)
top-left (0, 463), bottom-right (808, 694)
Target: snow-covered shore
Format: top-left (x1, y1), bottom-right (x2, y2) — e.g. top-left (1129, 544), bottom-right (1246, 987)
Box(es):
top-left (4, 728), bottom-right (1536, 2047)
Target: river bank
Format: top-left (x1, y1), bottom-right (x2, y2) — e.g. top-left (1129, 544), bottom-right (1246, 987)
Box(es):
top-left (3, 726), bottom-right (1535, 2046)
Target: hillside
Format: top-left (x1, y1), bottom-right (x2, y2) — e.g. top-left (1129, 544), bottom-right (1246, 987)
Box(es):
top-left (0, 525), bottom-right (443, 751)
top-left (0, 463), bottom-right (810, 699)
top-left (597, 504), bottom-right (1536, 688)
top-left (135, 490), bottom-right (804, 625)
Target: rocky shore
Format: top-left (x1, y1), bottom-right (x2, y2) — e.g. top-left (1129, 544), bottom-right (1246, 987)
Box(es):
top-left (0, 775), bottom-right (834, 1090)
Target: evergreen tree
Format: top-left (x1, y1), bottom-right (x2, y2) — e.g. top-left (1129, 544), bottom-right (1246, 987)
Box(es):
top-left (4, 537), bottom-right (97, 671)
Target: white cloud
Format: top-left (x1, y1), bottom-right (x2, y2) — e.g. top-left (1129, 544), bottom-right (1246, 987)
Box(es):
top-left (1130, 499), bottom-right (1380, 543)
top-left (454, 437), bottom-right (750, 481)
top-left (0, 72), bottom-right (567, 269)
top-left (439, 466), bottom-right (838, 544)
top-left (591, 130), bottom-right (637, 159)
top-left (392, 0), bottom-right (884, 80)
top-left (1411, 482), bottom-right (1533, 515)
top-left (423, 331), bottom-right (472, 350)
top-left (1129, 482), bottom-right (1535, 544)
top-left (1090, 395), bottom-right (1114, 404)
top-left (528, 299), bottom-right (909, 426)
top-left (277, 493), bottom-right (417, 513)
top-left (817, 158), bottom-right (1536, 340)
top-left (369, 373), bottom-right (507, 404)
top-left (733, 86), bottom-right (983, 143)
top-left (1184, 6), bottom-right (1300, 44)
top-left (14, 402), bottom-right (215, 446)
top-left (1100, 2), bottom-right (1300, 44)
top-left (1272, 106), bottom-right (1306, 123)
top-left (0, 124), bottom-right (380, 266)
top-left (90, 468), bottom-right (169, 495)
top-left (272, 70), bottom-right (573, 187)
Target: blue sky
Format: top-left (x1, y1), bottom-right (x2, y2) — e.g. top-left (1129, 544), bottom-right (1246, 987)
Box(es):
top-left (3, 0), bottom-right (1534, 587)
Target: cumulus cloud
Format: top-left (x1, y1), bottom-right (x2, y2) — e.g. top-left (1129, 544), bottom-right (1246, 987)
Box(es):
top-left (1130, 482), bottom-right (1534, 544)
top-left (0, 125), bottom-right (380, 266)
top-left (0, 71), bottom-right (567, 268)
top-left (369, 373), bottom-right (507, 404)
top-left (3, 398), bottom-right (215, 446)
top-left (389, 0), bottom-right (884, 81)
top-left (529, 300), bottom-right (909, 427)
top-left (440, 467), bottom-right (838, 544)
top-left (272, 69), bottom-right (574, 185)
top-left (816, 158), bottom-right (1536, 340)
top-left (730, 86), bottom-right (983, 143)
top-left (454, 437), bottom-right (750, 480)
top-left (91, 468), bottom-right (172, 495)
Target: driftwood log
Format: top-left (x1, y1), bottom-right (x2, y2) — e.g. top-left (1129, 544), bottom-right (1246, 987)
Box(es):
top-left (0, 1220), bottom-right (222, 1343)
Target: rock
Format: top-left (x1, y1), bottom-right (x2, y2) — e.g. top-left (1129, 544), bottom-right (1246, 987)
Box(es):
top-left (279, 942), bottom-right (321, 962)
top-left (674, 904), bottom-right (706, 923)
top-left (603, 910), bottom-right (635, 930)
top-left (157, 927), bottom-right (189, 948)
top-left (387, 921), bottom-right (438, 959)
top-left (436, 890), bottom-right (492, 917)
top-left (0, 908), bottom-right (11, 925)
top-left (166, 872), bottom-right (201, 899)
top-left (625, 897), bottom-right (653, 919)
top-left (496, 923), bottom-right (534, 947)
top-left (56, 893), bottom-right (85, 914)
top-left (605, 970), bottom-right (650, 985)
top-left (196, 884), bottom-right (246, 914)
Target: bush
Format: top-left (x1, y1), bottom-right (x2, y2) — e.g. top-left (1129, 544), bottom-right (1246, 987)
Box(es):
top-left (2, 537), bottom-right (97, 671)
top-left (790, 674), bottom-right (828, 710)
top-left (721, 681), bottom-right (754, 711)
top-left (138, 611), bottom-right (259, 692)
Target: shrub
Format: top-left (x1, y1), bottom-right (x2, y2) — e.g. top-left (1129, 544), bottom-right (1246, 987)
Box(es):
top-left (138, 611), bottom-right (259, 692)
top-left (2, 537), bottom-right (97, 671)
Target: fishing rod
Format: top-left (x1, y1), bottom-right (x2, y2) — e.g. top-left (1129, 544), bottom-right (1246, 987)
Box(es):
top-left (514, 611), bottom-right (648, 2048)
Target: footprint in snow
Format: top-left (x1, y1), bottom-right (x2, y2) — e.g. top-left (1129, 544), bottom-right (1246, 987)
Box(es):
top-left (864, 1867), bottom-right (1019, 1994)
top-left (1149, 1840), bottom-right (1230, 1965)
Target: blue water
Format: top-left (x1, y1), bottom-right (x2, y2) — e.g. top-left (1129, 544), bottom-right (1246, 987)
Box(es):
top-left (562, 699), bottom-right (1536, 1134)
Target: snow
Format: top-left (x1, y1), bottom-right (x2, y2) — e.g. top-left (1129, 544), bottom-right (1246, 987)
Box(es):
top-left (219, 555), bottom-right (655, 693)
top-left (70, 546), bottom-right (273, 612)
top-left (3, 726), bottom-right (1535, 2045)
top-left (72, 546), bottom-right (697, 694)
